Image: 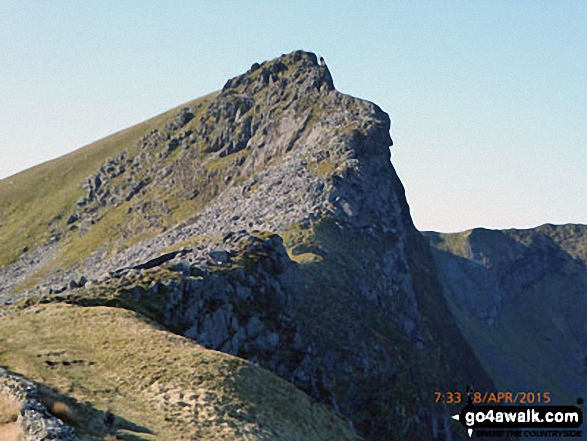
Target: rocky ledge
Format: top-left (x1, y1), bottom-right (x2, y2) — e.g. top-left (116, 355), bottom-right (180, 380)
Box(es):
top-left (0, 369), bottom-right (75, 441)
top-left (0, 50), bottom-right (499, 440)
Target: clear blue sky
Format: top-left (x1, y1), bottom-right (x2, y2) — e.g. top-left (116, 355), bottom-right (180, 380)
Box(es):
top-left (1, 1), bottom-right (585, 232)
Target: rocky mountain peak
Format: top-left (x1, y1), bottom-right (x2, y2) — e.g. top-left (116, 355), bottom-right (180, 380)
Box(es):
top-left (0, 51), bottom-right (498, 440)
top-left (223, 50), bottom-right (335, 96)
top-left (45, 50), bottom-right (399, 270)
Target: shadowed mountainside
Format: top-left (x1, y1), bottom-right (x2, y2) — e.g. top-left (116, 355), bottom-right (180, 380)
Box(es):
top-left (427, 224), bottom-right (587, 405)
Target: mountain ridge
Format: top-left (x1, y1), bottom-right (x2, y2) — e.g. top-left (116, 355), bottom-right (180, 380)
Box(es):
top-left (427, 223), bottom-right (587, 406)
top-left (2, 50), bottom-right (505, 440)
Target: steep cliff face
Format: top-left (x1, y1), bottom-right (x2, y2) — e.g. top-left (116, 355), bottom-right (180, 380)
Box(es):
top-left (427, 224), bottom-right (587, 405)
top-left (0, 51), bottom-right (497, 439)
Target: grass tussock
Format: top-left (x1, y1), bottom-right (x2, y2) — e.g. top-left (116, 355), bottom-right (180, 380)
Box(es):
top-left (0, 394), bottom-right (19, 424)
top-left (0, 395), bottom-right (20, 441)
top-left (40, 392), bottom-right (80, 427)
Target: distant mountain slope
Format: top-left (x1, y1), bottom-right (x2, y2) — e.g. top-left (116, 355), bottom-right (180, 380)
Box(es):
top-left (427, 224), bottom-right (587, 405)
top-left (1, 50), bottom-right (499, 440)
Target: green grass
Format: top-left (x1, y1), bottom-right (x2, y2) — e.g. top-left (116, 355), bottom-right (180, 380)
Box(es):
top-left (0, 303), bottom-right (360, 440)
top-left (427, 230), bottom-right (472, 257)
top-left (0, 93), bottom-right (218, 269)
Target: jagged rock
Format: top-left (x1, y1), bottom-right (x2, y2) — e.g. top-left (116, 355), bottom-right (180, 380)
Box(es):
top-left (208, 250), bottom-right (230, 265)
top-left (245, 315), bottom-right (264, 339)
top-left (49, 286), bottom-right (67, 295)
top-left (165, 107), bottom-right (194, 132)
top-left (0, 50), bottom-right (504, 440)
top-left (0, 369), bottom-right (76, 440)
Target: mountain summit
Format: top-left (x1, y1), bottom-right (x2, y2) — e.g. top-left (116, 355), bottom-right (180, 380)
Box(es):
top-left (0, 51), bottom-right (497, 440)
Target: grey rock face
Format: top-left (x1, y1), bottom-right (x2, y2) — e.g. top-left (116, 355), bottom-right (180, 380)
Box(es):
top-left (7, 51), bottom-right (402, 300)
top-left (1, 51), bottom-right (497, 440)
top-left (165, 107), bottom-right (194, 132)
top-left (0, 369), bottom-right (76, 441)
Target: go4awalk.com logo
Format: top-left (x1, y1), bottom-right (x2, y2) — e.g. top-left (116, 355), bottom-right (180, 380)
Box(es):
top-left (451, 397), bottom-right (584, 438)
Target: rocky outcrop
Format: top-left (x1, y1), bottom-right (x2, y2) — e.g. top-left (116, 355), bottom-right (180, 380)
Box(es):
top-left (0, 51), bottom-right (501, 440)
top-left (0, 369), bottom-right (75, 441)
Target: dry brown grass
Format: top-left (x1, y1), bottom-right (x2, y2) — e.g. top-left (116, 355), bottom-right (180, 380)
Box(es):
top-left (0, 394), bottom-right (19, 424)
top-left (0, 422), bottom-right (20, 441)
top-left (35, 386), bottom-right (123, 439)
top-left (0, 395), bottom-right (21, 441)
top-left (0, 304), bottom-right (359, 440)
top-left (43, 398), bottom-right (79, 427)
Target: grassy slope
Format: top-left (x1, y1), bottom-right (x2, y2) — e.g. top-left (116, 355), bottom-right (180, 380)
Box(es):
top-left (0, 303), bottom-right (359, 441)
top-left (0, 57), bottom-right (370, 439)
top-left (0, 51), bottom-right (493, 439)
top-left (0, 93), bottom-right (217, 268)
